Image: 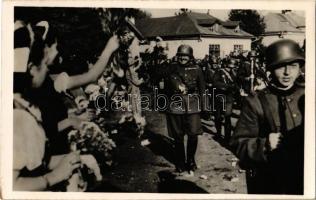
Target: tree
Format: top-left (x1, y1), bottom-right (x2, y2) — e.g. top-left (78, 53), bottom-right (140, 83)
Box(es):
top-left (15, 7), bottom-right (150, 75)
top-left (228, 10), bottom-right (266, 37)
top-left (175, 8), bottom-right (191, 16)
top-left (96, 8), bottom-right (151, 36)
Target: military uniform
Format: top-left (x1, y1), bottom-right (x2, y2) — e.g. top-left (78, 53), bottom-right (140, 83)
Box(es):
top-left (230, 39), bottom-right (305, 194)
top-left (213, 65), bottom-right (238, 142)
top-left (165, 62), bottom-right (206, 114)
top-left (230, 84), bottom-right (304, 194)
top-left (163, 44), bottom-right (206, 173)
top-left (237, 59), bottom-right (268, 95)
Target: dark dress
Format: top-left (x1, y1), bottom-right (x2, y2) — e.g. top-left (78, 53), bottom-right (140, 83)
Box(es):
top-left (29, 76), bottom-right (70, 155)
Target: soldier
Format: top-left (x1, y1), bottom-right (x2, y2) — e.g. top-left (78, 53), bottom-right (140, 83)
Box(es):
top-left (213, 58), bottom-right (238, 143)
top-left (230, 39), bottom-right (305, 194)
top-left (162, 44), bottom-right (206, 174)
top-left (204, 55), bottom-right (218, 90)
top-left (237, 50), bottom-right (268, 96)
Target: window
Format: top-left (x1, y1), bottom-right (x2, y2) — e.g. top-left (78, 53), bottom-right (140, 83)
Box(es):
top-left (209, 44), bottom-right (220, 56)
top-left (234, 44), bottom-right (243, 53)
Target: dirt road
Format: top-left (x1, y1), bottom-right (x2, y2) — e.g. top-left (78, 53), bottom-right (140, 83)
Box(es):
top-left (93, 111), bottom-right (247, 193)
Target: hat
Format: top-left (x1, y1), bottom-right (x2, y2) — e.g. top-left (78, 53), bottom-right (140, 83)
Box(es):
top-left (124, 19), bottom-right (145, 40)
top-left (176, 44), bottom-right (193, 58)
top-left (266, 39), bottom-right (305, 70)
top-left (227, 58), bottom-right (237, 68)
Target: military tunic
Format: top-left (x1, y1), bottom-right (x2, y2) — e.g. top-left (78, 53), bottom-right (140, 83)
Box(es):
top-left (212, 68), bottom-right (239, 140)
top-left (163, 62), bottom-right (205, 139)
top-left (230, 84), bottom-right (304, 194)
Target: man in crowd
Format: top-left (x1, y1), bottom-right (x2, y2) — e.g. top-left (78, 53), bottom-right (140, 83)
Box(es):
top-left (162, 44), bottom-right (205, 175)
top-left (230, 39), bottom-right (305, 194)
top-left (237, 50), bottom-right (268, 96)
top-left (213, 58), bottom-right (239, 143)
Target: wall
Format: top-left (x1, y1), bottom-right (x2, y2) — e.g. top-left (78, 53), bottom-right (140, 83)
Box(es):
top-left (262, 32), bottom-right (305, 47)
top-left (162, 37), bottom-right (252, 59)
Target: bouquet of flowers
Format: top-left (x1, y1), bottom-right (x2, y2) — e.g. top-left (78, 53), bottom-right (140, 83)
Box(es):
top-left (68, 121), bottom-right (116, 159)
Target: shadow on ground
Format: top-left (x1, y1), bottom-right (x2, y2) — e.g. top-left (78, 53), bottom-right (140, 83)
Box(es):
top-left (201, 119), bottom-right (234, 151)
top-left (143, 130), bottom-right (176, 165)
top-left (157, 170), bottom-right (208, 193)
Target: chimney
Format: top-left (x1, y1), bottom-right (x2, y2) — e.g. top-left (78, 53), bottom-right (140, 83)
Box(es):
top-left (282, 10), bottom-right (291, 14)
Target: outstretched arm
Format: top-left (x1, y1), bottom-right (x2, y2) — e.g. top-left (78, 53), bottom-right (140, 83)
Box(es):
top-left (56, 35), bottom-right (120, 91)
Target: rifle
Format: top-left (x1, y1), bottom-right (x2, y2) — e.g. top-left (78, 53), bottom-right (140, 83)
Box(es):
top-left (249, 50), bottom-right (257, 93)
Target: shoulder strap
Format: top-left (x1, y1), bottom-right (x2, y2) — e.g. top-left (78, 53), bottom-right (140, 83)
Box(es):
top-left (221, 69), bottom-right (233, 82)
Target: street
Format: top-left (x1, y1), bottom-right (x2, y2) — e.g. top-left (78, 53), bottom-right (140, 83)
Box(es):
top-left (93, 110), bottom-right (247, 193)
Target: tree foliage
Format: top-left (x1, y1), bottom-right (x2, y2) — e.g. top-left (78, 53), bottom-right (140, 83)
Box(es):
top-left (15, 7), bottom-right (150, 74)
top-left (228, 9), bottom-right (266, 36)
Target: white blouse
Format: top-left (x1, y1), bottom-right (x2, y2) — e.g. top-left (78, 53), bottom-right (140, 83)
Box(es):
top-left (13, 96), bottom-right (46, 171)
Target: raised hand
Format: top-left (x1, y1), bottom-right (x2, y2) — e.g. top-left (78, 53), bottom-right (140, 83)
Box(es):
top-left (106, 34), bottom-right (120, 53)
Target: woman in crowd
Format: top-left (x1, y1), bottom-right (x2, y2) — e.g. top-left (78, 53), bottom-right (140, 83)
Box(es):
top-left (13, 19), bottom-right (81, 190)
top-left (25, 20), bottom-right (120, 155)
top-left (13, 17), bottom-right (117, 190)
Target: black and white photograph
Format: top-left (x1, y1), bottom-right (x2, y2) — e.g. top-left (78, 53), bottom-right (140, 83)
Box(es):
top-left (1, 0), bottom-right (315, 199)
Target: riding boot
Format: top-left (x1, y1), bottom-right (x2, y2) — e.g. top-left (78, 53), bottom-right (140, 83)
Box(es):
top-left (224, 116), bottom-right (232, 143)
top-left (214, 118), bottom-right (222, 139)
top-left (174, 141), bottom-right (186, 173)
top-left (187, 135), bottom-right (198, 171)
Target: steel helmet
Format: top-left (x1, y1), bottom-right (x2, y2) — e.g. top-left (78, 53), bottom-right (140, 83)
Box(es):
top-left (227, 58), bottom-right (237, 68)
top-left (176, 44), bottom-right (193, 58)
top-left (211, 55), bottom-right (218, 64)
top-left (266, 39), bottom-right (305, 71)
top-left (248, 50), bottom-right (258, 58)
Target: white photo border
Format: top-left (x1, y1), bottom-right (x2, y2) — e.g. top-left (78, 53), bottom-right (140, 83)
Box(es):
top-left (1, 0), bottom-right (315, 199)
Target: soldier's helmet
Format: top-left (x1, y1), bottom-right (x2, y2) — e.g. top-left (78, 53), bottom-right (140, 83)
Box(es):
top-left (227, 58), bottom-right (237, 68)
top-left (266, 39), bottom-right (305, 71)
top-left (176, 44), bottom-right (194, 58)
top-left (210, 55), bottom-right (218, 64)
top-left (248, 50), bottom-right (258, 58)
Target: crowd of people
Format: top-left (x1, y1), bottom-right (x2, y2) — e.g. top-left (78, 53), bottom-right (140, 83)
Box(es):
top-left (143, 38), bottom-right (305, 195)
top-left (13, 10), bottom-right (305, 194)
top-left (13, 16), bottom-right (121, 191)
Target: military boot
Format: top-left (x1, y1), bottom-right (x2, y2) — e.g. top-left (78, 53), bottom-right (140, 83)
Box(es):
top-left (186, 136), bottom-right (198, 171)
top-left (224, 116), bottom-right (232, 143)
top-left (174, 141), bottom-right (186, 173)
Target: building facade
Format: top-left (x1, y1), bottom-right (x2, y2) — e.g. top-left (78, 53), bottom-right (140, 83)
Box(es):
top-left (164, 37), bottom-right (251, 59)
top-left (136, 12), bottom-right (253, 59)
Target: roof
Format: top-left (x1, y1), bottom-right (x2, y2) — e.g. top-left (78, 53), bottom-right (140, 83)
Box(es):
top-left (135, 12), bottom-right (253, 39)
top-left (283, 12), bottom-right (305, 27)
top-left (264, 12), bottom-right (305, 34)
top-left (222, 21), bottom-right (240, 28)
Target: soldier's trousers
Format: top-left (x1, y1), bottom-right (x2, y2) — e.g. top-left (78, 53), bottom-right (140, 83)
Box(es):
top-left (214, 97), bottom-right (233, 141)
top-left (166, 113), bottom-right (202, 169)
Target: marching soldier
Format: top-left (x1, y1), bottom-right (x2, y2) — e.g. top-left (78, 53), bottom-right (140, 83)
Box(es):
top-left (237, 50), bottom-right (268, 96)
top-left (204, 55), bottom-right (219, 90)
top-left (213, 58), bottom-right (238, 143)
top-left (230, 39), bottom-right (305, 194)
top-left (161, 44), bottom-right (206, 174)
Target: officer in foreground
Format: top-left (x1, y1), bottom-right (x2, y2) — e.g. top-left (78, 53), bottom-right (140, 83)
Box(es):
top-left (164, 44), bottom-right (205, 175)
top-left (230, 39), bottom-right (305, 194)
